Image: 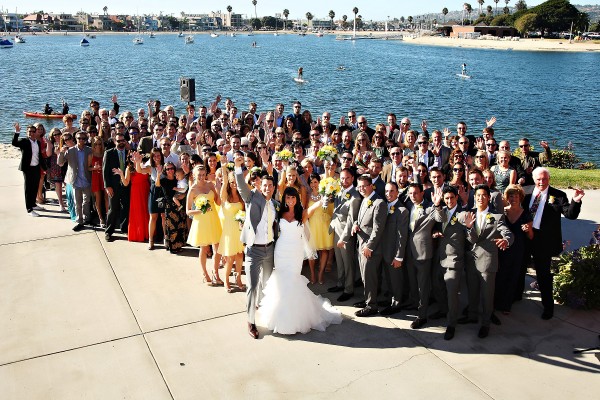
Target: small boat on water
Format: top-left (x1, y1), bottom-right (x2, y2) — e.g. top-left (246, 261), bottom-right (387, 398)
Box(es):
top-left (149, 32), bottom-right (156, 38)
top-left (178, 32), bottom-right (184, 37)
top-left (210, 32), bottom-right (219, 38)
top-left (230, 32), bottom-right (236, 37)
top-left (133, 37), bottom-right (144, 45)
top-left (185, 35), bottom-right (194, 44)
top-left (0, 38), bottom-right (14, 48)
top-left (80, 38), bottom-right (90, 46)
top-left (14, 35), bottom-right (26, 43)
top-left (24, 111), bottom-right (77, 119)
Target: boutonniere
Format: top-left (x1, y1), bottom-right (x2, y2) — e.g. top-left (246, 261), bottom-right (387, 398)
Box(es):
top-left (344, 193), bottom-right (351, 200)
top-left (450, 215), bottom-right (458, 225)
top-left (549, 196), bottom-right (555, 204)
top-left (274, 201), bottom-right (280, 212)
top-left (367, 199), bottom-right (373, 208)
top-left (389, 206), bottom-right (395, 215)
top-left (486, 214), bottom-right (495, 223)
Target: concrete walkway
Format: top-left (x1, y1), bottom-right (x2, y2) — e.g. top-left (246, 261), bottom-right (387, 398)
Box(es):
top-left (1, 158), bottom-right (599, 399)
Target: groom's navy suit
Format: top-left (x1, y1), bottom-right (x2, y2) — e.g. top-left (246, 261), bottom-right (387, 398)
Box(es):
top-left (235, 170), bottom-right (279, 324)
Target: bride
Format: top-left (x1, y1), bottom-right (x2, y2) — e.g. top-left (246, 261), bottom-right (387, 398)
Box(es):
top-left (258, 187), bottom-right (343, 335)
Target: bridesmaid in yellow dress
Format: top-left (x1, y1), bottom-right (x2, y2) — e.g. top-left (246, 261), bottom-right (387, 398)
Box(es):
top-left (217, 165), bottom-right (246, 293)
top-left (306, 173), bottom-right (334, 285)
top-left (187, 165), bottom-right (223, 286)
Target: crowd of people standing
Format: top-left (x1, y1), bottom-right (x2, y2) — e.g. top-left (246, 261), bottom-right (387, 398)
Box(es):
top-left (12, 95), bottom-right (585, 339)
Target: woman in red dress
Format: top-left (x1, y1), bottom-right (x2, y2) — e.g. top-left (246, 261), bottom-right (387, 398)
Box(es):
top-left (89, 137), bottom-right (109, 227)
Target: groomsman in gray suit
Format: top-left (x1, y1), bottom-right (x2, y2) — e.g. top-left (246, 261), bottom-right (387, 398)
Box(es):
top-left (463, 184), bottom-right (513, 339)
top-left (432, 186), bottom-right (468, 340)
top-left (351, 175), bottom-right (387, 317)
top-left (328, 168), bottom-right (361, 302)
top-left (405, 183), bottom-right (437, 329)
top-left (379, 182), bottom-right (409, 316)
top-left (234, 155), bottom-right (279, 339)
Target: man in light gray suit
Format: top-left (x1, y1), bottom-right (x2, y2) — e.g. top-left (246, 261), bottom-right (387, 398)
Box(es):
top-left (463, 184), bottom-right (514, 339)
top-left (405, 183), bottom-right (437, 329)
top-left (234, 155), bottom-right (279, 339)
top-left (432, 186), bottom-right (468, 340)
top-left (328, 168), bottom-right (361, 302)
top-left (379, 182), bottom-right (409, 316)
top-left (351, 175), bottom-right (387, 317)
top-left (58, 132), bottom-right (93, 231)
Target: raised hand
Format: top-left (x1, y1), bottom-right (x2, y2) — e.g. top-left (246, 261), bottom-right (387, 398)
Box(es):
top-left (234, 154), bottom-right (244, 168)
top-left (156, 164), bottom-right (163, 175)
top-left (339, 116), bottom-right (346, 126)
top-left (573, 188), bottom-right (585, 202)
top-left (421, 120), bottom-right (428, 132)
top-left (475, 137), bottom-right (485, 150)
top-left (431, 190), bottom-right (442, 206)
top-left (540, 140), bottom-right (549, 149)
top-left (464, 212), bottom-right (476, 229)
top-left (14, 122), bottom-right (20, 133)
top-left (111, 94), bottom-right (118, 103)
top-left (485, 116), bottom-right (497, 128)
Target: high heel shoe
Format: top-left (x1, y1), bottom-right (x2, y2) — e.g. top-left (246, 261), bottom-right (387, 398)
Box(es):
top-left (212, 272), bottom-right (224, 286)
top-left (148, 241), bottom-right (154, 250)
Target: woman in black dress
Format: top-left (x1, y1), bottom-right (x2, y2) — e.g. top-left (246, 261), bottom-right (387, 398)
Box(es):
top-left (496, 184), bottom-right (534, 314)
top-left (156, 162), bottom-right (187, 254)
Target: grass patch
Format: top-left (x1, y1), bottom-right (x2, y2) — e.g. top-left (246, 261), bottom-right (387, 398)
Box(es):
top-left (548, 168), bottom-right (600, 189)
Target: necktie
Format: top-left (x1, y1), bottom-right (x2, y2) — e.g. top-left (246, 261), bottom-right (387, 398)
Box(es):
top-left (443, 210), bottom-right (450, 231)
top-left (530, 191), bottom-right (541, 219)
top-left (267, 202), bottom-right (273, 242)
top-left (119, 151), bottom-right (125, 171)
top-left (410, 207), bottom-right (418, 231)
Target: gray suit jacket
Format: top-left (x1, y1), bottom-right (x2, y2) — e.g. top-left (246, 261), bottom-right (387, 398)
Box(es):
top-left (433, 206), bottom-right (467, 270)
top-left (330, 186), bottom-right (361, 241)
top-left (466, 210), bottom-right (514, 273)
top-left (406, 200), bottom-right (436, 261)
top-left (58, 145), bottom-right (92, 186)
top-left (382, 202), bottom-right (409, 264)
top-left (235, 170), bottom-right (279, 247)
top-left (352, 193), bottom-right (387, 253)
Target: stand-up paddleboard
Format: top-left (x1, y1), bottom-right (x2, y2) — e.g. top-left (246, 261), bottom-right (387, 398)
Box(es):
top-left (293, 77), bottom-right (307, 83)
top-left (456, 73), bottom-right (471, 79)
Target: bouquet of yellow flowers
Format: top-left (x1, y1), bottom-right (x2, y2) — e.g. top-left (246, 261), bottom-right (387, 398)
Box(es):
top-left (194, 196), bottom-right (212, 214)
top-left (226, 162), bottom-right (235, 171)
top-left (317, 145), bottom-right (338, 162)
top-left (234, 210), bottom-right (246, 230)
top-left (319, 177), bottom-right (341, 209)
top-left (277, 149), bottom-right (295, 162)
top-left (249, 166), bottom-right (262, 175)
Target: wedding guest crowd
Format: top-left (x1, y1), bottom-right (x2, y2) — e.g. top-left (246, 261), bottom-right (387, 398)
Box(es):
top-left (12, 94), bottom-right (586, 341)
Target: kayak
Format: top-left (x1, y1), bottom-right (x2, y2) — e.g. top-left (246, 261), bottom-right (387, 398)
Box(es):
top-left (23, 111), bottom-right (76, 119)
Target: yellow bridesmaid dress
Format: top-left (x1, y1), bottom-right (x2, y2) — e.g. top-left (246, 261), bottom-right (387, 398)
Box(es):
top-left (308, 198), bottom-right (334, 250)
top-left (217, 201), bottom-right (244, 256)
top-left (188, 190), bottom-right (222, 247)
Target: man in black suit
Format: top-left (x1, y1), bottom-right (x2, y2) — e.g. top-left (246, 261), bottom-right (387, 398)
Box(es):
top-left (103, 133), bottom-right (130, 241)
top-left (352, 116), bottom-right (376, 141)
top-left (368, 158), bottom-right (385, 199)
top-left (12, 123), bottom-right (46, 216)
top-left (524, 167), bottom-right (584, 320)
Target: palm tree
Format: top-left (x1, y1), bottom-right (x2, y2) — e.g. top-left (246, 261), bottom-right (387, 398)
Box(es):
top-left (283, 9), bottom-right (289, 31)
top-left (103, 6), bottom-right (108, 15)
top-left (478, 0), bottom-right (485, 16)
top-left (465, 3), bottom-right (473, 24)
top-left (252, 0), bottom-right (257, 20)
top-left (227, 5), bottom-right (232, 28)
top-left (352, 7), bottom-right (358, 36)
top-left (442, 7), bottom-right (448, 23)
top-left (487, 5), bottom-right (493, 15)
top-left (306, 12), bottom-right (313, 28)
top-left (329, 10), bottom-right (335, 30)
top-left (408, 15), bottom-right (413, 29)
top-left (504, 0), bottom-right (511, 14)
top-left (515, 0), bottom-right (527, 11)
top-left (494, 0), bottom-right (500, 15)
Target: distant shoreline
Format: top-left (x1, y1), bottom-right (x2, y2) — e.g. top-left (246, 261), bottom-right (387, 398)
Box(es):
top-left (28, 30), bottom-right (600, 53)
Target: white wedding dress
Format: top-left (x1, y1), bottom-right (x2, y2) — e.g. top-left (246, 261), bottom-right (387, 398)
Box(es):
top-left (258, 219), bottom-right (343, 335)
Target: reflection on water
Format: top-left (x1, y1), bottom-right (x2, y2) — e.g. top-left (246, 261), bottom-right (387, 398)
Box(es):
top-left (1, 33), bottom-right (599, 163)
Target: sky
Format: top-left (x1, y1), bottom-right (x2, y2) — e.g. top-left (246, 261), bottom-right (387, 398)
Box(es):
top-left (2, 0), bottom-right (599, 20)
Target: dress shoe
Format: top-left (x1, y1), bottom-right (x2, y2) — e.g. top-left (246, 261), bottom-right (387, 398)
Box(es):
top-left (444, 326), bottom-right (456, 341)
top-left (28, 210), bottom-right (40, 217)
top-left (355, 307), bottom-right (378, 317)
top-left (490, 313), bottom-right (502, 325)
top-left (541, 310), bottom-right (553, 320)
top-left (72, 223), bottom-right (84, 232)
top-left (354, 280), bottom-right (364, 288)
top-left (458, 316), bottom-right (478, 324)
top-left (379, 305), bottom-right (402, 316)
top-left (328, 286), bottom-right (343, 293)
top-left (353, 301), bottom-right (366, 308)
top-left (337, 292), bottom-right (353, 302)
top-left (429, 311), bottom-right (447, 320)
top-left (105, 233), bottom-right (114, 242)
top-left (32, 205), bottom-right (45, 211)
top-left (248, 323), bottom-right (259, 339)
top-left (478, 326), bottom-right (490, 338)
top-left (410, 318), bottom-right (428, 329)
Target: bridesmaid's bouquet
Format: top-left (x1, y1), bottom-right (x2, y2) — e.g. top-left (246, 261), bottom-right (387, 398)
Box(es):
top-left (194, 196), bottom-right (212, 214)
top-left (317, 145), bottom-right (338, 162)
top-left (277, 149), bottom-right (295, 162)
top-left (318, 177), bottom-right (341, 209)
top-left (226, 162), bottom-right (235, 171)
top-left (234, 210), bottom-right (246, 230)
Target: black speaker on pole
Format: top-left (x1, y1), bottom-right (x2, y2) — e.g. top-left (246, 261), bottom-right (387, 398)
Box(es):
top-left (179, 77), bottom-right (196, 102)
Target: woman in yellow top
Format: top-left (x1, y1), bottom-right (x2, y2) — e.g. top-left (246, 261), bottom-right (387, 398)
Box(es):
top-left (278, 165), bottom-right (307, 209)
top-left (217, 165), bottom-right (246, 293)
top-left (306, 173), bottom-right (334, 285)
top-left (187, 165), bottom-right (223, 286)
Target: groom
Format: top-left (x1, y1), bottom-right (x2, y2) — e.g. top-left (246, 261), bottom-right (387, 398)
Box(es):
top-left (234, 155), bottom-right (279, 339)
